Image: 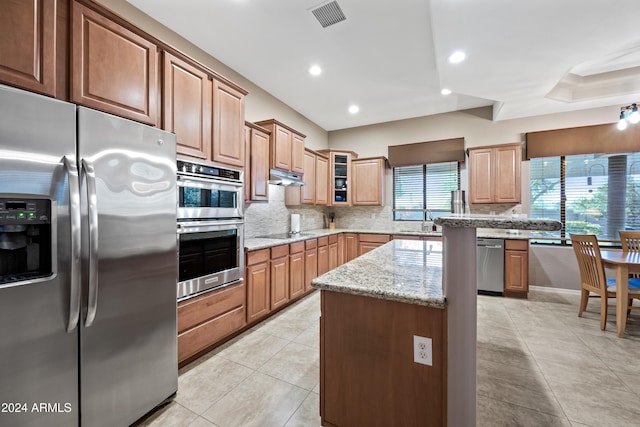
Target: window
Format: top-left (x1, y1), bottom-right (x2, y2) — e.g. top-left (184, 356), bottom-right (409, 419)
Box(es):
top-left (393, 162), bottom-right (460, 221)
top-left (530, 152), bottom-right (640, 243)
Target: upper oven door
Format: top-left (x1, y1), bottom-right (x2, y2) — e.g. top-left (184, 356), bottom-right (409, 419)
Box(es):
top-left (177, 175), bottom-right (242, 220)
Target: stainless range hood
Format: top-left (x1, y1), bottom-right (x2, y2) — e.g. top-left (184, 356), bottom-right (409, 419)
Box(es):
top-left (268, 168), bottom-right (305, 186)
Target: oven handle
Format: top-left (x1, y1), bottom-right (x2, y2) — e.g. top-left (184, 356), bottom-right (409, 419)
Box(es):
top-left (177, 220), bottom-right (243, 233)
top-left (177, 175), bottom-right (242, 188)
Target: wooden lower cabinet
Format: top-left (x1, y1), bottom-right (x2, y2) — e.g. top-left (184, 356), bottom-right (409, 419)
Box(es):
top-left (270, 245), bottom-right (290, 310)
top-left (177, 281), bottom-right (246, 365)
top-left (320, 291), bottom-right (446, 426)
top-left (318, 236), bottom-right (329, 276)
top-left (344, 233), bottom-right (359, 263)
top-left (328, 235), bottom-right (338, 270)
top-left (305, 239), bottom-right (318, 292)
top-left (337, 233), bottom-right (345, 266)
top-left (504, 239), bottom-right (529, 297)
top-left (289, 241), bottom-right (305, 300)
top-left (358, 233), bottom-right (391, 256)
top-left (246, 248), bottom-right (270, 323)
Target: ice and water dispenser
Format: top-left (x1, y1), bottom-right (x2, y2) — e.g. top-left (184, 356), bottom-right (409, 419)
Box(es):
top-left (0, 197), bottom-right (52, 285)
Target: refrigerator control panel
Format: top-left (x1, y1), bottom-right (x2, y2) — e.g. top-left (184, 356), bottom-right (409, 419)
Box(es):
top-left (0, 198), bottom-right (51, 224)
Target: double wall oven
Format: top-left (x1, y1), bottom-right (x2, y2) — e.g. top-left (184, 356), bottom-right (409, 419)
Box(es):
top-left (177, 160), bottom-right (244, 301)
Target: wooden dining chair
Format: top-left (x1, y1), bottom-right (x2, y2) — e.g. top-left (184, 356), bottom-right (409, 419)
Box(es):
top-left (570, 234), bottom-right (640, 330)
top-left (620, 230), bottom-right (640, 307)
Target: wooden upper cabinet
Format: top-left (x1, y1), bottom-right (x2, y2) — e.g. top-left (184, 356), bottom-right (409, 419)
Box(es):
top-left (302, 150), bottom-right (316, 205)
top-left (255, 119), bottom-right (306, 173)
top-left (212, 79), bottom-right (245, 167)
top-left (316, 154), bottom-right (329, 206)
top-left (0, 0), bottom-right (57, 96)
top-left (163, 52), bottom-right (212, 160)
top-left (245, 122), bottom-right (270, 202)
top-left (352, 157), bottom-right (386, 206)
top-left (494, 144), bottom-right (521, 203)
top-left (469, 143), bottom-right (521, 204)
top-left (292, 133), bottom-right (305, 174)
top-left (71, 2), bottom-right (159, 126)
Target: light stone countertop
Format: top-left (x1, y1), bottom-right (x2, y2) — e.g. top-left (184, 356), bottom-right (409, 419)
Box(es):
top-left (244, 226), bottom-right (532, 252)
top-left (310, 239), bottom-right (445, 308)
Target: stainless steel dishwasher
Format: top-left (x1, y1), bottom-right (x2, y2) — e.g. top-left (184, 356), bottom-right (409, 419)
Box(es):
top-left (476, 238), bottom-right (504, 295)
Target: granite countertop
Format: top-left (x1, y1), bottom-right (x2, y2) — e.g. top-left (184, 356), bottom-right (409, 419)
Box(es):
top-left (244, 226), bottom-right (533, 251)
top-left (311, 239), bottom-right (445, 309)
top-left (434, 214), bottom-right (562, 231)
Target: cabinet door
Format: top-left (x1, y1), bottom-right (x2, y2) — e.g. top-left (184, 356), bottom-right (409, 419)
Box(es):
top-left (337, 234), bottom-right (345, 265)
top-left (316, 155), bottom-right (329, 206)
top-left (469, 148), bottom-right (494, 204)
top-left (244, 125), bottom-right (251, 201)
top-left (71, 2), bottom-right (159, 126)
top-left (212, 79), bottom-right (245, 167)
top-left (246, 261), bottom-right (270, 323)
top-left (270, 256), bottom-right (289, 310)
top-left (305, 248), bottom-right (318, 292)
top-left (272, 125), bottom-right (292, 171)
top-left (163, 52), bottom-right (212, 160)
top-left (505, 249), bottom-right (528, 293)
top-left (0, 0), bottom-right (57, 96)
top-left (292, 133), bottom-right (305, 174)
top-left (353, 158), bottom-right (385, 206)
top-left (249, 127), bottom-right (270, 201)
top-left (494, 145), bottom-right (521, 203)
top-left (358, 241), bottom-right (384, 256)
top-left (318, 244), bottom-right (329, 276)
top-left (290, 251), bottom-right (305, 300)
top-left (344, 233), bottom-right (358, 262)
top-left (302, 150), bottom-right (316, 204)
top-left (328, 242), bottom-right (338, 270)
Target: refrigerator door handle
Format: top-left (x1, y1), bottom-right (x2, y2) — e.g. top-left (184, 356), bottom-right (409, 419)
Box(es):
top-left (64, 156), bottom-right (82, 332)
top-left (82, 159), bottom-right (99, 327)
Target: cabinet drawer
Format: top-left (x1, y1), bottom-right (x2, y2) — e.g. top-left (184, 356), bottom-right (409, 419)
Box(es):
top-left (305, 238), bottom-right (318, 250)
top-left (271, 244), bottom-right (289, 259)
top-left (359, 233), bottom-right (390, 243)
top-left (505, 239), bottom-right (528, 251)
top-left (318, 236), bottom-right (329, 246)
top-left (178, 305), bottom-right (245, 363)
top-left (329, 234), bottom-right (338, 244)
top-left (178, 282), bottom-right (245, 333)
top-left (247, 248), bottom-right (270, 265)
top-left (290, 241), bottom-right (305, 254)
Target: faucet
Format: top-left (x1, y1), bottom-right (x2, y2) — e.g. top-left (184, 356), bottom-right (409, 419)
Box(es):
top-left (422, 210), bottom-right (434, 231)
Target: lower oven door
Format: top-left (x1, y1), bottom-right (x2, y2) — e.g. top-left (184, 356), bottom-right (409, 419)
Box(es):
top-left (177, 220), bottom-right (244, 300)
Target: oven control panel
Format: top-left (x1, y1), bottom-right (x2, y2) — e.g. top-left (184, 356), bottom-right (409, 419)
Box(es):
top-left (177, 160), bottom-right (241, 183)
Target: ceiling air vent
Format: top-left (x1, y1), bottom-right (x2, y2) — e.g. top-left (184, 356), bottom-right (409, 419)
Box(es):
top-left (311, 1), bottom-right (346, 28)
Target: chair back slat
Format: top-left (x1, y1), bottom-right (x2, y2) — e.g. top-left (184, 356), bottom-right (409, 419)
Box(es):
top-left (620, 231), bottom-right (640, 252)
top-left (570, 234), bottom-right (607, 293)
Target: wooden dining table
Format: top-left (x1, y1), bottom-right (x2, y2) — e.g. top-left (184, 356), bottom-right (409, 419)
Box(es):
top-left (600, 250), bottom-right (640, 337)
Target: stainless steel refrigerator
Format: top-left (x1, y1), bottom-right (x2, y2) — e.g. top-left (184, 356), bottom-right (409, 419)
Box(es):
top-left (0, 85), bottom-right (178, 426)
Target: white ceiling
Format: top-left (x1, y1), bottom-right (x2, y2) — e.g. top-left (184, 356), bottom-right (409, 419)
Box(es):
top-left (127, 0), bottom-right (640, 131)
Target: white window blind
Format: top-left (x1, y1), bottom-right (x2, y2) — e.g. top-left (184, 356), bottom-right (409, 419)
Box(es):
top-left (530, 152), bottom-right (640, 243)
top-left (393, 162), bottom-right (460, 221)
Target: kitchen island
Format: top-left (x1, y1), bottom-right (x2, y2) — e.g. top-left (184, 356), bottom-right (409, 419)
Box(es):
top-left (312, 215), bottom-right (561, 427)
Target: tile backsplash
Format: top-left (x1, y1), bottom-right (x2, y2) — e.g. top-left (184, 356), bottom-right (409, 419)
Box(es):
top-left (244, 185), bottom-right (523, 238)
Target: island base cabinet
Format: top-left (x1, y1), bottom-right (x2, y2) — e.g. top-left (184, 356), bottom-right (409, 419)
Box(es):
top-left (320, 291), bottom-right (446, 427)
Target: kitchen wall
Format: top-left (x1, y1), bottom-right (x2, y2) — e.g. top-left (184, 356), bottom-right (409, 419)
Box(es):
top-left (98, 0), bottom-right (613, 291)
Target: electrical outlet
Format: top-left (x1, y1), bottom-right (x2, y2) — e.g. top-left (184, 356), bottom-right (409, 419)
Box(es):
top-left (413, 335), bottom-right (432, 366)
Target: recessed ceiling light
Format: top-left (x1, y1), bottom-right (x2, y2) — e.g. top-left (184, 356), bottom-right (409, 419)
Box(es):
top-left (441, 88), bottom-right (452, 95)
top-left (309, 65), bottom-right (322, 76)
top-left (348, 105), bottom-right (359, 114)
top-left (448, 51), bottom-right (466, 64)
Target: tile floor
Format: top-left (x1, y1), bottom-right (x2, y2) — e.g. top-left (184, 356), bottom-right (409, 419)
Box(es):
top-left (136, 288), bottom-right (640, 427)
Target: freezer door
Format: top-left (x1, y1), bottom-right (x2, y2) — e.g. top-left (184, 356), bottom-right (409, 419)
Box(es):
top-left (0, 85), bottom-right (79, 426)
top-left (77, 107), bottom-right (177, 426)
